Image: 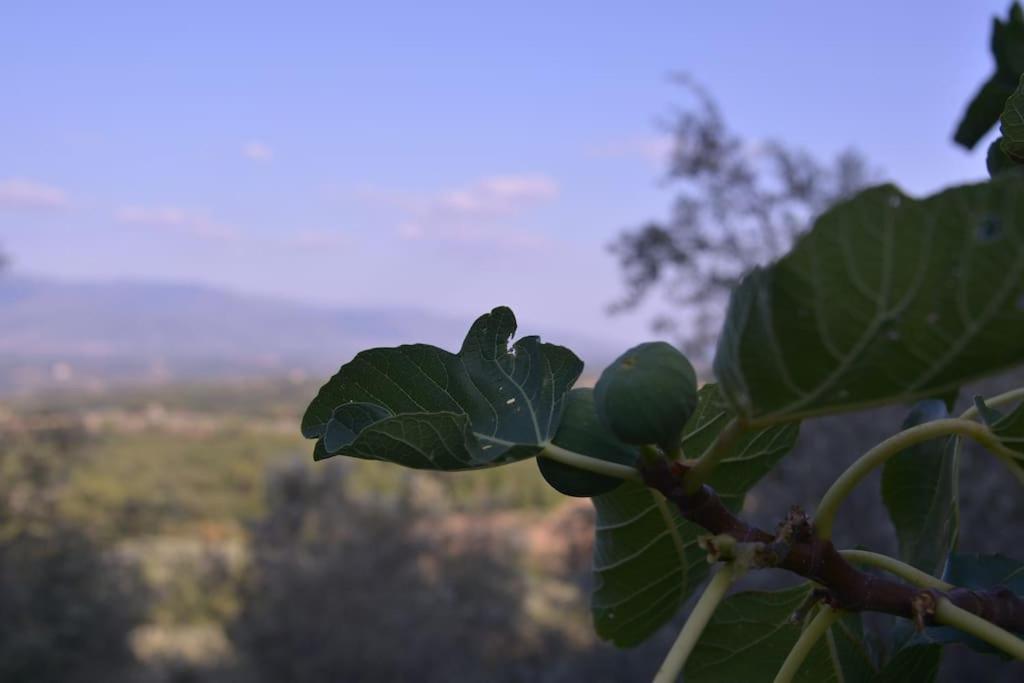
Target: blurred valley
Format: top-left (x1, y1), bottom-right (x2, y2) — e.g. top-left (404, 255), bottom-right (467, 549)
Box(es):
top-left (0, 276), bottom-right (621, 395)
top-left (0, 280), bottom-right (676, 683)
top-left (5, 326), bottom-right (1023, 682)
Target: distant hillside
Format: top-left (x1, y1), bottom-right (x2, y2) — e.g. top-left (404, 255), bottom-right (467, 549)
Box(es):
top-left (0, 277), bottom-right (617, 394)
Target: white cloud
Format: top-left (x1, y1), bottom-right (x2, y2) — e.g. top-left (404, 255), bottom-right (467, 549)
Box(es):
top-left (357, 173), bottom-right (559, 247)
top-left (434, 174), bottom-right (559, 216)
top-left (587, 135), bottom-right (674, 163)
top-left (0, 178), bottom-right (69, 210)
top-left (115, 205), bottom-right (238, 241)
top-left (242, 141), bottom-right (273, 162)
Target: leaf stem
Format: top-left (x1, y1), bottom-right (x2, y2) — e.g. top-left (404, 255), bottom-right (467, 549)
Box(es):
top-left (653, 563), bottom-right (742, 683)
top-left (683, 417), bottom-right (742, 493)
top-left (934, 598), bottom-right (1024, 660)
top-left (814, 418), bottom-right (1019, 539)
top-left (537, 443), bottom-right (641, 482)
top-left (838, 549), bottom-right (952, 590)
top-left (834, 551), bottom-right (1024, 659)
top-left (772, 607), bottom-right (841, 683)
top-left (957, 387), bottom-right (1024, 486)
top-left (958, 387), bottom-right (1024, 420)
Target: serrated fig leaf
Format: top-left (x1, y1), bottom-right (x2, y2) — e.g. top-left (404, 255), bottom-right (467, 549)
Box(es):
top-left (974, 396), bottom-right (1024, 456)
top-left (989, 138), bottom-right (1024, 178)
top-left (537, 388), bottom-right (637, 497)
top-left (713, 179), bottom-right (1024, 425)
top-left (301, 306), bottom-right (582, 469)
top-left (684, 585), bottom-right (886, 683)
top-left (881, 400), bottom-right (959, 577)
top-left (1001, 74), bottom-right (1024, 162)
top-left (589, 383), bottom-right (798, 647)
top-left (590, 480), bottom-right (707, 647)
top-left (955, 3), bottom-right (1024, 149)
top-left (958, 78), bottom-right (1018, 150)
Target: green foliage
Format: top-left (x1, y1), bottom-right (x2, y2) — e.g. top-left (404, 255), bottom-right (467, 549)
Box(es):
top-left (590, 480), bottom-right (707, 647)
top-left (881, 400), bottom-right (959, 577)
top-left (62, 429), bottom-right (306, 538)
top-left (0, 430), bottom-right (148, 683)
top-left (299, 5), bottom-right (1024, 679)
top-left (228, 462), bottom-right (557, 683)
top-left (988, 138), bottom-right (1021, 176)
top-left (955, 2), bottom-right (1024, 149)
top-left (562, 384), bottom-right (798, 646)
top-left (538, 388), bottom-right (637, 497)
top-left (681, 384), bottom-right (800, 499)
top-left (303, 306), bottom-right (581, 469)
top-left (713, 178), bottom-right (1024, 425)
top-left (1001, 74), bottom-right (1024, 161)
top-left (593, 341), bottom-right (698, 450)
top-left (684, 585), bottom-right (885, 682)
top-left (974, 395), bottom-right (1024, 455)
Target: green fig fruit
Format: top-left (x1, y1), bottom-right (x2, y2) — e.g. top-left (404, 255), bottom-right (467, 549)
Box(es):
top-left (593, 341), bottom-right (698, 451)
top-left (538, 388), bottom-right (637, 497)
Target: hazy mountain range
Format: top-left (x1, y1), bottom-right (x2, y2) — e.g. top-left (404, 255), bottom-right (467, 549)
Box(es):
top-left (0, 277), bottom-right (621, 394)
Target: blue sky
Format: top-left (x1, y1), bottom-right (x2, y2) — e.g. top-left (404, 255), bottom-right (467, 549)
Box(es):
top-left (0, 0), bottom-right (1012, 347)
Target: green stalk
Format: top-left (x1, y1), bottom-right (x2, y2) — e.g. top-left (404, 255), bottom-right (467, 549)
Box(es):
top-left (653, 563), bottom-right (742, 683)
top-left (839, 548), bottom-right (1024, 659)
top-left (772, 607), bottom-right (841, 683)
top-left (958, 387), bottom-right (1024, 420)
top-left (934, 598), bottom-right (1024, 660)
top-left (815, 418), bottom-right (1020, 539)
top-left (538, 442), bottom-right (641, 481)
top-left (838, 549), bottom-right (952, 590)
top-left (683, 417), bottom-right (742, 493)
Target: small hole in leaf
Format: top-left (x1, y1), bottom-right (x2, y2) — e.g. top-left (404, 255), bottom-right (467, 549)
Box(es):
top-left (975, 215), bottom-right (1003, 242)
top-left (505, 398), bottom-right (516, 405)
top-left (880, 316), bottom-right (901, 342)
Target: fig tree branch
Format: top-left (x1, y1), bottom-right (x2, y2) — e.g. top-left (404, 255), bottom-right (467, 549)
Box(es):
top-left (640, 458), bottom-right (1024, 640)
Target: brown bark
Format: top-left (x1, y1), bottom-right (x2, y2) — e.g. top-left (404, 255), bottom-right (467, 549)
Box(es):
top-left (641, 458), bottom-right (1024, 632)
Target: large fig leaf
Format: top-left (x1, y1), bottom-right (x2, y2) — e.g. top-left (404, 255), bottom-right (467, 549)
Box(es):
top-left (301, 306), bottom-right (582, 469)
top-left (589, 384), bottom-right (799, 647)
top-left (684, 585), bottom-right (892, 683)
top-left (955, 2), bottom-right (1024, 149)
top-left (988, 138), bottom-right (1022, 178)
top-left (1001, 74), bottom-right (1024, 162)
top-left (713, 178), bottom-right (1024, 425)
top-left (974, 396), bottom-right (1024, 456)
top-left (881, 400), bottom-right (960, 577)
top-left (590, 481), bottom-right (707, 647)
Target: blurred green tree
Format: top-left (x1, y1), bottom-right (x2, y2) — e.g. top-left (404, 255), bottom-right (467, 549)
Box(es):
top-left (609, 77), bottom-right (873, 366)
top-left (0, 421), bottom-right (148, 683)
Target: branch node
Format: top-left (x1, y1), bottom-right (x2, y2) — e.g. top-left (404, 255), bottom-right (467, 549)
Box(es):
top-left (912, 590), bottom-right (940, 632)
top-left (779, 506), bottom-right (813, 543)
top-left (698, 534), bottom-right (736, 563)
